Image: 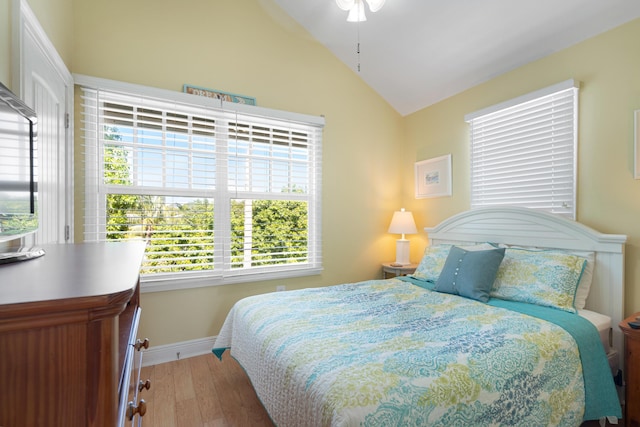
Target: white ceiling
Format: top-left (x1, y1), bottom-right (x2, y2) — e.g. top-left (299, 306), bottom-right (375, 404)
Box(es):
top-left (270, 0), bottom-right (640, 116)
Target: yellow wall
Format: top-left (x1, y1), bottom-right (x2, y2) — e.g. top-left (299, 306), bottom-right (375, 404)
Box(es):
top-left (70, 0), bottom-right (403, 346)
top-left (404, 19), bottom-right (640, 315)
top-left (24, 0), bottom-right (73, 67)
top-left (0, 0), bottom-right (73, 88)
top-left (4, 1), bottom-right (640, 345)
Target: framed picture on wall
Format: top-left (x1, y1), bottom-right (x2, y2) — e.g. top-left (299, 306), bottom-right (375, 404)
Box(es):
top-left (635, 110), bottom-right (640, 179)
top-left (415, 154), bottom-right (452, 198)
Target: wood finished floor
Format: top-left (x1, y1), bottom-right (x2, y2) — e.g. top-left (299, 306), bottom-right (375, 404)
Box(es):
top-left (138, 351), bottom-right (273, 427)
top-left (138, 352), bottom-right (612, 427)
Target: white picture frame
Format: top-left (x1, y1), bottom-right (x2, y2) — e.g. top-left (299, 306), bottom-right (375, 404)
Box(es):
top-left (635, 110), bottom-right (640, 179)
top-left (415, 154), bottom-right (452, 198)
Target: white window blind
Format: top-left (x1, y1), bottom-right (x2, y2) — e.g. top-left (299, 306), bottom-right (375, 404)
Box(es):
top-left (465, 79), bottom-right (579, 219)
top-left (78, 76), bottom-right (323, 291)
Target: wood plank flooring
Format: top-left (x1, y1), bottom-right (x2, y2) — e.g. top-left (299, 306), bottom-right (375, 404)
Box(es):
top-left (137, 351), bottom-right (273, 427)
top-left (137, 351), bottom-right (612, 427)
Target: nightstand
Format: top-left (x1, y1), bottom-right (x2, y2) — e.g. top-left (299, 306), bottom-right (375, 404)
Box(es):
top-left (620, 312), bottom-right (640, 427)
top-left (382, 263), bottom-right (418, 279)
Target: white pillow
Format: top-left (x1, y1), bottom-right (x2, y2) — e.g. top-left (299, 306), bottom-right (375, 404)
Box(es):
top-left (572, 251), bottom-right (595, 310)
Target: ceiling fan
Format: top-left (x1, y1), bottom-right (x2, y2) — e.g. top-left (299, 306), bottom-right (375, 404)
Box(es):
top-left (335, 0), bottom-right (386, 22)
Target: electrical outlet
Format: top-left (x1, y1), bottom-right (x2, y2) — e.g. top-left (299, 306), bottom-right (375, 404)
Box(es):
top-left (276, 285), bottom-right (286, 292)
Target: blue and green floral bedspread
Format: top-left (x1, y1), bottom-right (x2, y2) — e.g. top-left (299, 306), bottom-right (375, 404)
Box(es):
top-left (213, 278), bottom-right (620, 427)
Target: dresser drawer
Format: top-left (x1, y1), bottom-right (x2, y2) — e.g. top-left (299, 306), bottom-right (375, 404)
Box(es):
top-left (118, 306), bottom-right (149, 427)
top-left (620, 313), bottom-right (640, 427)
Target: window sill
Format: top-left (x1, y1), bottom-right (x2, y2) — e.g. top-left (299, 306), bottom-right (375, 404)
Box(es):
top-left (140, 266), bottom-right (324, 293)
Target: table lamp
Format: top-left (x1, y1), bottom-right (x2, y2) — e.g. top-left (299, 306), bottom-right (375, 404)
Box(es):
top-left (388, 208), bottom-right (417, 265)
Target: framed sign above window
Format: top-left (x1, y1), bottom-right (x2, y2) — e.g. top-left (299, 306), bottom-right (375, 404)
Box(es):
top-left (415, 154), bottom-right (452, 199)
top-left (183, 84), bottom-right (256, 105)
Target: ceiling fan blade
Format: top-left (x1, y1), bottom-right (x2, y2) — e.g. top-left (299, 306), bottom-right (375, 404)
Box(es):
top-left (336, 0), bottom-right (356, 12)
top-left (347, 0), bottom-right (367, 22)
top-left (365, 0), bottom-right (385, 12)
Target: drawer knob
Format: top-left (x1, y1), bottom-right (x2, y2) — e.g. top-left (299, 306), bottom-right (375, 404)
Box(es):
top-left (127, 399), bottom-right (147, 420)
top-left (138, 379), bottom-right (151, 392)
top-left (134, 338), bottom-right (150, 351)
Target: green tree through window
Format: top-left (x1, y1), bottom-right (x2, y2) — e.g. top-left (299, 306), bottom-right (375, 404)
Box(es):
top-left (103, 126), bottom-right (307, 274)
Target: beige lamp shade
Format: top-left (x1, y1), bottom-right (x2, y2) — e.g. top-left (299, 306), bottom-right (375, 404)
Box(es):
top-left (388, 208), bottom-right (417, 265)
top-left (388, 208), bottom-right (417, 237)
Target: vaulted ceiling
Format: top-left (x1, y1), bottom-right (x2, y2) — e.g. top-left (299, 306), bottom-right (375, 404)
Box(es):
top-left (270, 0), bottom-right (640, 116)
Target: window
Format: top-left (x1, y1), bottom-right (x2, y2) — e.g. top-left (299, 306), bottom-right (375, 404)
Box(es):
top-left (465, 79), bottom-right (579, 219)
top-left (78, 76), bottom-right (323, 291)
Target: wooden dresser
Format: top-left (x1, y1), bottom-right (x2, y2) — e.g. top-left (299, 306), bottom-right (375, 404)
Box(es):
top-left (0, 241), bottom-right (147, 427)
top-left (620, 312), bottom-right (640, 427)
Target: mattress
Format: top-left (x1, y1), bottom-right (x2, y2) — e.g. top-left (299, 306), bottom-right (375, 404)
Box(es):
top-left (578, 309), bottom-right (611, 352)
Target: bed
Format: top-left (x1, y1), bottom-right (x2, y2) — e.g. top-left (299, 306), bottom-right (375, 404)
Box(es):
top-left (213, 207), bottom-right (627, 426)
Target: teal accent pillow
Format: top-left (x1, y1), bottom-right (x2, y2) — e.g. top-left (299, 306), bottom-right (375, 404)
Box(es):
top-left (434, 246), bottom-right (505, 302)
top-left (490, 248), bottom-right (587, 313)
top-left (412, 243), bottom-right (496, 282)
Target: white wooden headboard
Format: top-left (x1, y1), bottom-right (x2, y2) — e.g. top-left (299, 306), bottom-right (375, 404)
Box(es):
top-left (424, 207), bottom-right (627, 361)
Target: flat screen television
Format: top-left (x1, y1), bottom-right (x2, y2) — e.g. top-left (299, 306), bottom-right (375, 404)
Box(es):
top-left (0, 81), bottom-right (44, 264)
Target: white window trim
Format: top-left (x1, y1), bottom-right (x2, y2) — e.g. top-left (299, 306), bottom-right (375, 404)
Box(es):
top-left (75, 74), bottom-right (324, 293)
top-left (464, 79), bottom-right (579, 122)
top-left (74, 74), bottom-right (325, 127)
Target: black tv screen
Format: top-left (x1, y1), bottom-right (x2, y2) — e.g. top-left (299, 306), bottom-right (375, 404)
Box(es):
top-left (0, 81), bottom-right (38, 243)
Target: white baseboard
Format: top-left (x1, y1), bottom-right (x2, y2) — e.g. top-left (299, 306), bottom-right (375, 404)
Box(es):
top-left (142, 336), bottom-right (217, 367)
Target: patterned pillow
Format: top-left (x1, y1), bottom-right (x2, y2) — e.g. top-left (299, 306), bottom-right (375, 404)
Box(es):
top-left (498, 245), bottom-right (594, 310)
top-left (412, 243), bottom-right (496, 282)
top-left (490, 248), bottom-right (587, 313)
top-left (411, 245), bottom-right (452, 281)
